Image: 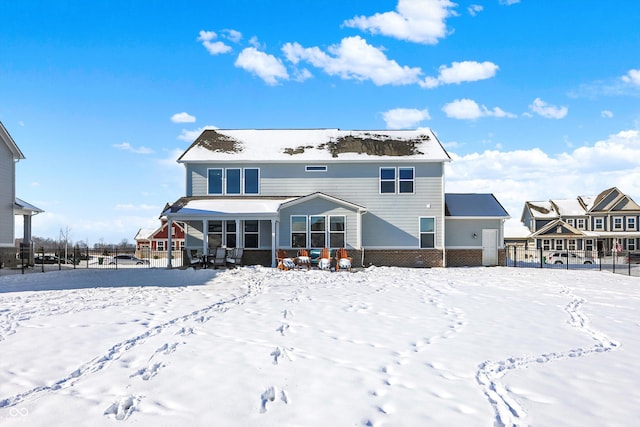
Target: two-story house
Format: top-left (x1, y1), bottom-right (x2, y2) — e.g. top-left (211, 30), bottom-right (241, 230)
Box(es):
top-left (0, 121), bottom-right (43, 268)
top-left (134, 219), bottom-right (186, 257)
top-left (163, 129), bottom-right (508, 268)
top-left (521, 187), bottom-right (640, 254)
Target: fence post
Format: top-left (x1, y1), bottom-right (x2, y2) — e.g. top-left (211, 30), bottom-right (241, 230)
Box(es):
top-left (629, 251), bottom-right (632, 276)
top-left (539, 247), bottom-right (543, 268)
top-left (513, 246), bottom-right (517, 267)
top-left (565, 248), bottom-right (569, 270)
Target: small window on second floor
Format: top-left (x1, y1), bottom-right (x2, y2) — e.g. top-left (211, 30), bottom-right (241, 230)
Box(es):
top-left (226, 168), bottom-right (241, 195)
top-left (613, 217), bottom-right (623, 230)
top-left (398, 167), bottom-right (415, 193)
top-left (628, 217), bottom-right (637, 230)
top-left (380, 168), bottom-right (396, 193)
top-left (208, 169), bottom-right (223, 195)
top-left (244, 168), bottom-right (259, 194)
top-left (595, 218), bottom-right (604, 230)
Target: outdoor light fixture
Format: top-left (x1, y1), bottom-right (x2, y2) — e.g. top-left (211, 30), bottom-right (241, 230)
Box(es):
top-left (473, 232), bottom-right (478, 239)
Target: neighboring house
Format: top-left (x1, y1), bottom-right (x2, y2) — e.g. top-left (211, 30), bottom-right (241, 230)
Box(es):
top-left (134, 219), bottom-right (185, 257)
top-left (444, 193), bottom-right (510, 266)
top-left (521, 187), bottom-right (640, 254)
top-left (162, 129), bottom-right (508, 268)
top-left (0, 122), bottom-right (42, 268)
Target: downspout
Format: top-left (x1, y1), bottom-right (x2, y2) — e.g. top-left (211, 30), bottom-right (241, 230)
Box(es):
top-left (441, 170), bottom-right (447, 267)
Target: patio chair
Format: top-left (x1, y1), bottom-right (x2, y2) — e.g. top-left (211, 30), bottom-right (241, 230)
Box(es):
top-left (295, 249), bottom-right (311, 270)
top-left (317, 247), bottom-right (332, 271)
top-left (335, 247), bottom-right (352, 272)
top-left (276, 249), bottom-right (295, 270)
top-left (208, 247), bottom-right (226, 269)
top-left (226, 247), bottom-right (244, 268)
top-left (188, 249), bottom-right (204, 269)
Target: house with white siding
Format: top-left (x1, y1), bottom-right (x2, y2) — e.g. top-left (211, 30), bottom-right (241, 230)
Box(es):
top-left (163, 129), bottom-right (507, 268)
top-left (0, 122), bottom-right (42, 268)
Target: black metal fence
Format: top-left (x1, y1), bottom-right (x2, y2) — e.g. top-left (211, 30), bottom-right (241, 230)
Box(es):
top-left (5, 246), bottom-right (183, 274)
top-left (505, 246), bottom-right (640, 277)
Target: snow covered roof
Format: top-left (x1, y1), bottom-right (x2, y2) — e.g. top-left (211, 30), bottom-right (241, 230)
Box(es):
top-left (178, 129), bottom-right (451, 163)
top-left (134, 228), bottom-right (156, 241)
top-left (551, 199), bottom-right (587, 216)
top-left (445, 193), bottom-right (510, 218)
top-left (164, 197), bottom-right (296, 219)
top-left (524, 201), bottom-right (557, 219)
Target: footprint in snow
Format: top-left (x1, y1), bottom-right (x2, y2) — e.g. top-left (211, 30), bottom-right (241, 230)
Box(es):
top-left (104, 395), bottom-right (140, 421)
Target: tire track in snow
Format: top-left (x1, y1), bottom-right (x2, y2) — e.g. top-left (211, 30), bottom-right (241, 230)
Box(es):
top-left (476, 286), bottom-right (620, 427)
top-left (0, 270), bottom-right (266, 410)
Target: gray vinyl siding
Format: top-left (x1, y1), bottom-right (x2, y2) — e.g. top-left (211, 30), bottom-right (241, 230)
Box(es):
top-left (278, 198), bottom-right (358, 248)
top-left (445, 219), bottom-right (502, 248)
top-left (0, 142), bottom-right (15, 246)
top-left (186, 161), bottom-right (444, 248)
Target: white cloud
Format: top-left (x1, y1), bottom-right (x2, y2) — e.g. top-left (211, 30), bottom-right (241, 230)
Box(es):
top-left (601, 110), bottom-right (614, 118)
top-left (529, 98), bottom-right (568, 119)
top-left (343, 0), bottom-right (457, 44)
top-left (113, 142), bottom-right (154, 154)
top-left (282, 36), bottom-right (421, 86)
top-left (468, 5), bottom-right (483, 16)
top-left (222, 29), bottom-right (242, 43)
top-left (621, 69), bottom-right (640, 86)
top-left (170, 112), bottom-right (196, 123)
top-left (382, 108), bottom-right (431, 129)
top-left (499, 0), bottom-right (521, 5)
top-left (235, 47), bottom-right (289, 85)
top-left (420, 61), bottom-right (498, 88)
top-left (445, 129), bottom-right (640, 233)
top-left (197, 30), bottom-right (232, 55)
top-left (442, 99), bottom-right (516, 120)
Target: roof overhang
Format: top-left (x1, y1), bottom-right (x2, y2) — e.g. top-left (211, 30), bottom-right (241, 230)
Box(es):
top-left (163, 197), bottom-right (296, 221)
top-left (14, 198), bottom-right (43, 216)
top-left (280, 192), bottom-right (367, 213)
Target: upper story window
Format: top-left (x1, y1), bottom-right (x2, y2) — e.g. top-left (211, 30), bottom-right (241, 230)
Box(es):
top-left (628, 217), bottom-right (637, 230)
top-left (594, 217), bottom-right (604, 230)
top-left (577, 218), bottom-right (585, 230)
top-left (613, 217), bottom-right (623, 230)
top-left (566, 218), bottom-right (575, 227)
top-left (305, 165), bottom-right (327, 172)
top-left (380, 167), bottom-right (414, 194)
top-left (208, 168), bottom-right (260, 195)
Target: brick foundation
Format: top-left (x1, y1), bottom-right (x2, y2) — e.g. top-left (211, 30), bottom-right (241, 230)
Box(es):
top-left (363, 249), bottom-right (443, 268)
top-left (446, 249), bottom-right (506, 267)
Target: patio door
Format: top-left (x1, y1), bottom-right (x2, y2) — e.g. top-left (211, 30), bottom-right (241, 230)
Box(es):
top-left (482, 229), bottom-right (498, 266)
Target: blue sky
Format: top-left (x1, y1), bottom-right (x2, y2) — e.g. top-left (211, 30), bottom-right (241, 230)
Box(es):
top-left (2, 0), bottom-right (640, 244)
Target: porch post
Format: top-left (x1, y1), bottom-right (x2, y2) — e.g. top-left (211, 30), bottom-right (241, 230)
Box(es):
top-left (271, 218), bottom-right (277, 267)
top-left (236, 219), bottom-right (241, 248)
top-left (203, 220), bottom-right (208, 254)
top-left (167, 218), bottom-right (173, 269)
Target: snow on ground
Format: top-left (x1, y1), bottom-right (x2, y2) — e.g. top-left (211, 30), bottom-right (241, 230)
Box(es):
top-left (0, 266), bottom-right (638, 426)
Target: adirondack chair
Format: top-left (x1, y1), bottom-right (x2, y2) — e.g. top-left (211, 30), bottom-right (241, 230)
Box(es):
top-left (187, 249), bottom-right (204, 269)
top-left (335, 247), bottom-right (352, 271)
top-left (208, 247), bottom-right (226, 269)
top-left (226, 247), bottom-right (244, 267)
top-left (276, 249), bottom-right (295, 270)
top-left (295, 249), bottom-right (311, 270)
top-left (317, 247), bottom-right (332, 270)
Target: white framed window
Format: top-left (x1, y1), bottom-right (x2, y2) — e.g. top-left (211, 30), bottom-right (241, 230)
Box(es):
top-left (628, 238), bottom-right (636, 251)
top-left (208, 168), bottom-right (260, 195)
top-left (613, 217), bottom-right (623, 230)
top-left (594, 218), bottom-right (604, 230)
top-left (542, 239), bottom-right (551, 250)
top-left (567, 218), bottom-right (575, 227)
top-left (419, 217), bottom-right (435, 248)
top-left (577, 218), bottom-right (585, 230)
top-left (329, 216), bottom-right (346, 248)
top-left (555, 239), bottom-right (564, 250)
top-left (310, 216), bottom-right (326, 248)
top-left (585, 239), bottom-right (594, 252)
top-left (305, 165), bottom-right (327, 172)
top-left (398, 167), bottom-right (415, 193)
top-left (627, 217), bottom-right (636, 230)
top-left (244, 220), bottom-right (259, 248)
top-left (380, 167), bottom-right (396, 193)
top-left (226, 221), bottom-right (237, 248)
top-left (208, 220), bottom-right (223, 247)
top-left (568, 239), bottom-right (577, 250)
top-left (157, 241), bottom-right (165, 251)
top-left (291, 216), bottom-right (307, 248)
top-left (207, 168), bottom-right (223, 195)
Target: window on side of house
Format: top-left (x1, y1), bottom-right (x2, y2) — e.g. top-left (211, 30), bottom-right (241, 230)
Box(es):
top-left (329, 216), bottom-right (346, 248)
top-left (244, 220), bottom-right (259, 248)
top-left (627, 217), bottom-right (636, 230)
top-left (585, 239), bottom-right (594, 252)
top-left (226, 221), bottom-right (237, 248)
top-left (398, 167), bottom-right (415, 193)
top-left (555, 239), bottom-right (564, 250)
top-left (208, 220), bottom-right (223, 247)
top-left (208, 168), bottom-right (223, 195)
top-left (542, 239), bottom-right (551, 250)
top-left (577, 218), bottom-right (585, 229)
top-left (419, 217), bottom-right (435, 248)
top-left (226, 168), bottom-right (241, 195)
top-left (291, 216), bottom-right (307, 248)
top-left (380, 167), bottom-right (396, 194)
top-left (310, 216), bottom-right (326, 248)
top-left (594, 218), bottom-right (604, 230)
top-left (613, 217), bottom-right (623, 230)
top-left (157, 241), bottom-right (165, 251)
top-left (244, 168), bottom-right (259, 194)
top-left (568, 239), bottom-right (576, 250)
top-left (567, 218), bottom-right (575, 227)
top-left (628, 238), bottom-right (636, 251)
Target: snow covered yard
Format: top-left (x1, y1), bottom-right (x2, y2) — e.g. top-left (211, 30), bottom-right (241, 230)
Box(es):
top-left (0, 266), bottom-right (638, 426)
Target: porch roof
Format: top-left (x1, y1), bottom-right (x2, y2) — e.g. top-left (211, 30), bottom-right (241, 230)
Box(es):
top-left (163, 196), bottom-right (296, 220)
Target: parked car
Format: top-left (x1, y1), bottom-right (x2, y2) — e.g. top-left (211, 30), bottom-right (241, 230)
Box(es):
top-left (34, 254), bottom-right (66, 264)
top-left (108, 254), bottom-right (149, 265)
top-left (546, 251), bottom-right (595, 265)
top-left (624, 252), bottom-right (640, 264)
